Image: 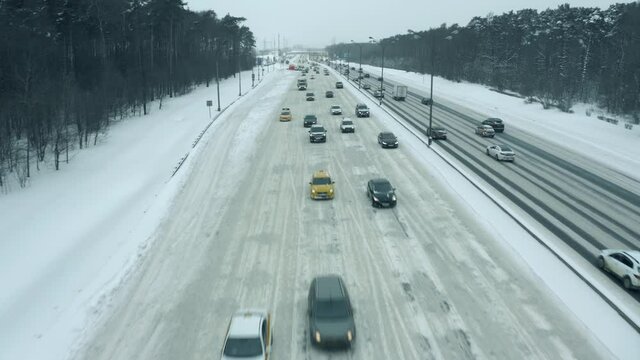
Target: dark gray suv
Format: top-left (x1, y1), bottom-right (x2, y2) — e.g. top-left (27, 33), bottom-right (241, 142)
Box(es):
top-left (308, 275), bottom-right (355, 349)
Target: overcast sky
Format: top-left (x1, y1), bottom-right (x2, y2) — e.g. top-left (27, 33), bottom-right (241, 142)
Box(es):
top-left (184, 0), bottom-right (633, 49)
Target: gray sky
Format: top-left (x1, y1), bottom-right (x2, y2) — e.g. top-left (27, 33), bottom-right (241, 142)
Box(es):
top-left (184, 0), bottom-right (632, 49)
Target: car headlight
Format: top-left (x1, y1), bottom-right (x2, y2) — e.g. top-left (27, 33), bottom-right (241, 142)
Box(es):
top-left (315, 331), bottom-right (321, 343)
top-left (373, 196), bottom-right (379, 202)
top-left (311, 188), bottom-right (316, 193)
top-left (329, 188), bottom-right (334, 193)
top-left (347, 330), bottom-right (353, 342)
top-left (382, 142), bottom-right (387, 145)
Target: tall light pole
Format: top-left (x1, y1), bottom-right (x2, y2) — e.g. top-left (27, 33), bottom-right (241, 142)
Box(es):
top-left (351, 40), bottom-right (363, 89)
top-left (369, 36), bottom-right (385, 105)
top-left (215, 38), bottom-right (227, 111)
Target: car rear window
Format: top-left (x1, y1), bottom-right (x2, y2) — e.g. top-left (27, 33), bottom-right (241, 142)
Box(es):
top-left (223, 337), bottom-right (262, 357)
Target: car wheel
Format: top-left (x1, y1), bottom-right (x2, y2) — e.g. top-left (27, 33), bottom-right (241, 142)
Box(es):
top-left (597, 256), bottom-right (606, 270)
top-left (623, 276), bottom-right (632, 290)
top-left (486, 149), bottom-right (490, 155)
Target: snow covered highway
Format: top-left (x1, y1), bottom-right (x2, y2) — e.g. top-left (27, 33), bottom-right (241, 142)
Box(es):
top-left (73, 65), bottom-right (617, 359)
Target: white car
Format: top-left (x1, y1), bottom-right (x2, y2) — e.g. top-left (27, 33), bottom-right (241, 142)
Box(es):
top-left (599, 249), bottom-right (640, 290)
top-left (340, 118), bottom-right (355, 133)
top-left (486, 144), bottom-right (515, 161)
top-left (221, 310), bottom-right (272, 359)
top-left (330, 105), bottom-right (342, 115)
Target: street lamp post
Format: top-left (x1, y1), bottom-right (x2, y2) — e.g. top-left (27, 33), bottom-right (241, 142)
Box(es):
top-left (409, 29), bottom-right (435, 145)
top-left (369, 37), bottom-right (385, 105)
top-left (351, 40), bottom-right (363, 89)
top-left (215, 38), bottom-right (226, 111)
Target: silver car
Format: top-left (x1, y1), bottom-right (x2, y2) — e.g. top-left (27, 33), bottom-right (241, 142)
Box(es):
top-left (486, 144), bottom-right (515, 161)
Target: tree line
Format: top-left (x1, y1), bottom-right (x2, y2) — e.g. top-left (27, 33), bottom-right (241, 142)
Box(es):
top-left (0, 0), bottom-right (256, 189)
top-left (328, 2), bottom-right (640, 120)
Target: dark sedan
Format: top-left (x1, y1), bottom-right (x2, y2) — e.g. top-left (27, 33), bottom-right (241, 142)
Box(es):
top-left (308, 275), bottom-right (355, 349)
top-left (377, 132), bottom-right (398, 148)
top-left (367, 178), bottom-right (397, 208)
top-left (482, 117), bottom-right (505, 132)
top-left (304, 114), bottom-right (318, 127)
top-left (421, 97), bottom-right (433, 105)
top-left (426, 126), bottom-right (447, 140)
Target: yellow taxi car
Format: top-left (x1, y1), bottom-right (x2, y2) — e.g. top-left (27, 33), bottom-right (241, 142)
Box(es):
top-left (309, 170), bottom-right (335, 200)
top-left (279, 107), bottom-right (292, 122)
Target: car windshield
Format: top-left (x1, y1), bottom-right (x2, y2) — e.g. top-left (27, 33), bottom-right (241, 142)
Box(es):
top-left (305, 115), bottom-right (316, 120)
top-left (357, 104), bottom-right (366, 109)
top-left (332, 106), bottom-right (340, 109)
top-left (312, 177), bottom-right (331, 185)
top-left (373, 181), bottom-right (392, 193)
top-left (381, 133), bottom-right (396, 139)
top-left (315, 299), bottom-right (349, 319)
top-left (500, 145), bottom-right (513, 152)
top-left (342, 121), bottom-right (353, 125)
top-left (310, 126), bottom-right (325, 132)
top-left (281, 111), bottom-right (290, 115)
top-left (223, 337), bottom-right (262, 357)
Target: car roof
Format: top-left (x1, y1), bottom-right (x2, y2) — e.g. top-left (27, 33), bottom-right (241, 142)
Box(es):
top-left (605, 249), bottom-right (640, 264)
top-left (481, 124), bottom-right (494, 128)
top-left (370, 178), bottom-right (391, 186)
top-left (227, 310), bottom-right (266, 338)
top-left (379, 131), bottom-right (395, 136)
top-left (314, 275), bottom-right (345, 300)
top-left (313, 170), bottom-right (331, 178)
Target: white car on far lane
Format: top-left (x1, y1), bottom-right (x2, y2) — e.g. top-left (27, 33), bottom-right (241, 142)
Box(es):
top-left (221, 310), bottom-right (272, 360)
top-left (486, 144), bottom-right (516, 161)
top-left (330, 105), bottom-right (342, 115)
top-left (598, 249), bottom-right (640, 290)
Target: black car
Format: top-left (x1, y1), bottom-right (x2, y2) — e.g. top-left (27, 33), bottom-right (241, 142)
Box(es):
top-left (304, 114), bottom-right (318, 127)
top-left (325, 90), bottom-right (334, 98)
top-left (482, 118), bottom-right (505, 132)
top-left (335, 82), bottom-right (343, 89)
top-left (355, 103), bottom-right (370, 118)
top-left (309, 125), bottom-right (327, 143)
top-left (426, 126), bottom-right (447, 140)
top-left (421, 97), bottom-right (433, 105)
top-left (367, 178), bottom-right (396, 208)
top-left (377, 132), bottom-right (398, 148)
top-left (308, 275), bottom-right (355, 349)
top-left (364, 73), bottom-right (370, 78)
top-left (373, 90), bottom-right (384, 98)
top-left (306, 92), bottom-right (315, 101)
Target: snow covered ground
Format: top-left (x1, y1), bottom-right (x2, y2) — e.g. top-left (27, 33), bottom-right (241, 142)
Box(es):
top-left (0, 67), bottom-right (272, 360)
top-left (356, 63), bottom-right (640, 180)
top-left (0, 56), bottom-right (638, 360)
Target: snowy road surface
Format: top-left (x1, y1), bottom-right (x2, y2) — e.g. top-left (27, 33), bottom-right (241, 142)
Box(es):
top-left (76, 69), bottom-right (612, 359)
